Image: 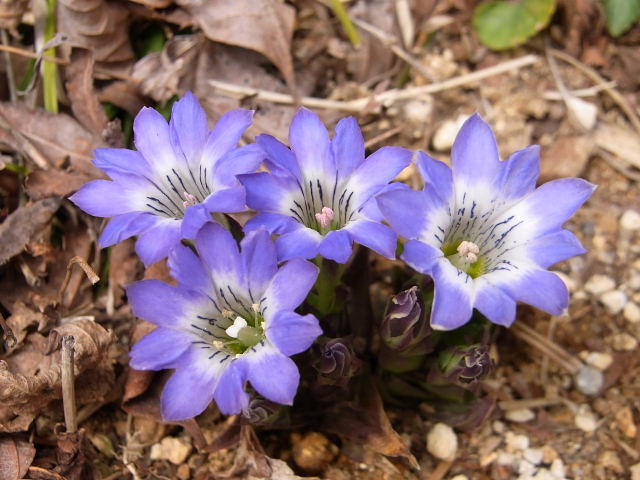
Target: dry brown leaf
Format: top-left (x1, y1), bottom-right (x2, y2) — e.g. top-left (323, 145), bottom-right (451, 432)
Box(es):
top-left (178, 0), bottom-right (297, 91)
top-left (0, 319), bottom-right (114, 416)
top-left (6, 302), bottom-right (54, 346)
top-left (0, 198), bottom-right (61, 266)
top-left (0, 0), bottom-right (28, 31)
top-left (541, 136), bottom-right (594, 181)
top-left (594, 122), bottom-right (640, 170)
top-left (98, 81), bottom-right (146, 117)
top-left (64, 48), bottom-right (109, 136)
top-left (0, 102), bottom-right (105, 171)
top-left (0, 434), bottom-right (35, 480)
top-left (25, 169), bottom-right (97, 200)
top-left (58, 0), bottom-right (134, 73)
top-left (132, 34), bottom-right (202, 103)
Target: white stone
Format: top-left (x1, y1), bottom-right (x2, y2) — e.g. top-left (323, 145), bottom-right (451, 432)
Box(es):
top-left (600, 290), bottom-right (627, 314)
top-left (505, 432), bottom-right (530, 451)
top-left (523, 448), bottom-right (544, 465)
top-left (628, 272), bottom-right (640, 291)
top-left (610, 332), bottom-right (639, 351)
top-left (584, 274), bottom-right (616, 296)
top-left (432, 114), bottom-right (467, 152)
top-left (149, 437), bottom-right (193, 465)
top-left (630, 462), bottom-right (640, 480)
top-left (533, 469), bottom-right (557, 480)
top-left (403, 98), bottom-right (433, 126)
top-left (517, 459), bottom-right (535, 475)
top-left (506, 408), bottom-right (535, 423)
top-left (492, 420), bottom-right (506, 434)
top-left (574, 409), bottom-right (598, 432)
top-left (624, 302), bottom-right (640, 323)
top-left (620, 209), bottom-right (640, 231)
top-left (550, 458), bottom-right (566, 479)
top-left (496, 451), bottom-right (516, 466)
top-left (449, 476), bottom-right (468, 480)
top-left (575, 366), bottom-right (603, 395)
top-left (426, 423), bottom-right (458, 461)
top-left (584, 352), bottom-right (613, 370)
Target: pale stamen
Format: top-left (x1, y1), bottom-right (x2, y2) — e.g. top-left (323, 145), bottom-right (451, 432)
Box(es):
top-left (182, 191), bottom-right (198, 208)
top-left (457, 240), bottom-right (480, 263)
top-left (225, 316), bottom-right (248, 339)
top-left (314, 206), bottom-right (335, 229)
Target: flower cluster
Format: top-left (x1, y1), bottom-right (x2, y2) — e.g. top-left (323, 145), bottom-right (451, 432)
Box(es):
top-left (71, 93), bottom-right (594, 421)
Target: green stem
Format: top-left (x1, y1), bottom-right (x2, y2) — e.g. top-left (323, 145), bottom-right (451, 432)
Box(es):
top-left (329, 0), bottom-right (361, 48)
top-left (310, 257), bottom-right (345, 316)
top-left (43, 0), bottom-right (58, 113)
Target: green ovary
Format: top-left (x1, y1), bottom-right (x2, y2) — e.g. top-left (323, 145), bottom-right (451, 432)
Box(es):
top-left (441, 240), bottom-right (486, 279)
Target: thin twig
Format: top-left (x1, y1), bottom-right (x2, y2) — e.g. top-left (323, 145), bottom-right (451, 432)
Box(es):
top-left (364, 122), bottom-right (407, 149)
top-left (510, 322), bottom-right (583, 374)
top-left (394, 0), bottom-right (415, 49)
top-left (0, 43), bottom-right (67, 64)
top-left (498, 397), bottom-right (563, 411)
top-left (598, 147), bottom-right (640, 182)
top-left (209, 54), bottom-right (540, 113)
top-left (61, 335), bottom-right (77, 433)
top-left (542, 82), bottom-right (617, 100)
top-left (328, 0), bottom-right (361, 47)
top-left (58, 256), bottom-right (100, 304)
top-left (549, 47), bottom-right (640, 135)
top-left (427, 460), bottom-right (453, 480)
top-left (353, 17), bottom-right (435, 81)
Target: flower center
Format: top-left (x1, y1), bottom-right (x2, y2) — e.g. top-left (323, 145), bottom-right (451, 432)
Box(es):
top-left (314, 206), bottom-right (335, 231)
top-left (443, 240), bottom-right (485, 278)
top-left (144, 167), bottom-right (210, 219)
top-left (182, 191), bottom-right (199, 208)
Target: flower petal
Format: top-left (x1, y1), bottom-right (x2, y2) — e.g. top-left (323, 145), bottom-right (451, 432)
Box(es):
top-left (415, 151), bottom-right (454, 204)
top-left (203, 185), bottom-right (247, 213)
top-left (168, 243), bottom-right (213, 294)
top-left (195, 223), bottom-right (245, 291)
top-left (244, 213), bottom-right (298, 235)
top-left (451, 113), bottom-right (503, 188)
top-left (498, 145), bottom-right (540, 200)
top-left (504, 269), bottom-right (569, 316)
top-left (133, 107), bottom-right (177, 173)
top-left (213, 144), bottom-right (264, 189)
top-left (129, 327), bottom-right (193, 370)
top-left (264, 258), bottom-right (319, 317)
top-left (238, 172), bottom-right (296, 213)
top-left (181, 203), bottom-right (212, 239)
top-left (257, 134), bottom-right (301, 180)
top-left (276, 227), bottom-right (323, 261)
top-left (99, 212), bottom-right (157, 247)
top-left (430, 260), bottom-right (474, 330)
top-left (332, 116), bottom-right (365, 180)
top-left (473, 280), bottom-right (517, 327)
top-left (401, 240), bottom-right (443, 274)
top-left (169, 91), bottom-right (209, 169)
top-left (213, 360), bottom-right (249, 414)
top-left (347, 146), bottom-right (412, 208)
top-left (266, 311), bottom-right (322, 356)
top-left (240, 228), bottom-right (277, 297)
top-left (203, 109), bottom-right (254, 165)
top-left (244, 346), bottom-right (299, 405)
top-left (376, 188), bottom-right (430, 239)
top-left (345, 220), bottom-right (397, 259)
top-left (526, 229), bottom-right (587, 268)
top-left (289, 108), bottom-right (334, 180)
top-left (318, 229), bottom-right (353, 263)
top-left (70, 180), bottom-right (138, 217)
top-left (127, 280), bottom-right (210, 329)
top-left (135, 217), bottom-right (181, 266)
top-left (93, 148), bottom-right (150, 179)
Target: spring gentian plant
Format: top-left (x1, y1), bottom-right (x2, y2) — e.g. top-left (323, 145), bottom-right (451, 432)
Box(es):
top-left (70, 92), bottom-right (263, 265)
top-left (238, 108), bottom-right (412, 263)
top-left (378, 114), bottom-right (595, 330)
top-left (126, 223), bottom-right (322, 420)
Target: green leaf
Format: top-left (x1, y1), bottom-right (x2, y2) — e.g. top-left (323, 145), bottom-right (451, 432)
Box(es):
top-left (604, 0), bottom-right (640, 36)
top-left (473, 0), bottom-right (557, 50)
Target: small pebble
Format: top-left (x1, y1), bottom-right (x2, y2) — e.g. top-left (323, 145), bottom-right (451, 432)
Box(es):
top-left (505, 432), bottom-right (530, 451)
top-left (574, 365), bottom-right (603, 396)
top-left (620, 209), bottom-right (640, 231)
top-left (630, 462), bottom-right (640, 480)
top-left (574, 408), bottom-right (598, 432)
top-left (598, 450), bottom-right (623, 473)
top-left (496, 451), bottom-right (516, 466)
top-left (493, 420), bottom-right (506, 434)
top-left (480, 451), bottom-right (498, 467)
top-left (584, 352), bottom-right (613, 370)
top-left (523, 448), bottom-right (544, 465)
top-left (432, 114), bottom-right (467, 152)
top-left (584, 274), bottom-right (616, 296)
top-left (600, 290), bottom-right (627, 314)
top-left (610, 332), bottom-right (639, 351)
top-left (426, 423), bottom-right (458, 461)
top-left (291, 432), bottom-right (338, 474)
top-left (517, 459), bottom-right (535, 475)
top-left (550, 458), bottom-right (566, 478)
top-left (449, 476), bottom-right (468, 480)
top-left (542, 445), bottom-right (559, 463)
top-left (615, 407), bottom-right (637, 438)
top-left (624, 302), bottom-right (640, 323)
top-left (149, 437), bottom-right (193, 465)
top-left (505, 408), bottom-right (535, 423)
top-left (532, 469), bottom-right (556, 480)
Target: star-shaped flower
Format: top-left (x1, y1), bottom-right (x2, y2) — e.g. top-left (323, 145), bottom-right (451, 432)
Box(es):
top-left (70, 92), bottom-right (263, 265)
top-left (238, 108), bottom-right (412, 263)
top-left (378, 114), bottom-right (595, 330)
top-left (127, 223), bottom-right (322, 420)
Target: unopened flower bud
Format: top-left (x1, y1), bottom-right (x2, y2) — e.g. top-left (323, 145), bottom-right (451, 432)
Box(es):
top-left (313, 337), bottom-right (362, 388)
top-left (381, 286), bottom-right (431, 352)
top-left (242, 397), bottom-right (282, 426)
top-left (438, 345), bottom-right (492, 385)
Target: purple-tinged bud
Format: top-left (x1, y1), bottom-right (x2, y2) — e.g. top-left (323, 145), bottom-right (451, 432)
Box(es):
top-left (242, 397), bottom-right (283, 426)
top-left (380, 286), bottom-right (432, 353)
top-left (438, 345), bottom-right (493, 385)
top-left (313, 337), bottom-right (363, 388)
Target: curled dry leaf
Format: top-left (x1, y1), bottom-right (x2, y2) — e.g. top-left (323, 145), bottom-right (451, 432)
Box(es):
top-left (0, 319), bottom-right (114, 418)
top-left (0, 198), bottom-right (61, 266)
top-left (0, 434), bottom-right (36, 480)
top-left (64, 48), bottom-right (109, 136)
top-left (0, 0), bottom-right (28, 31)
top-left (5, 302), bottom-right (54, 346)
top-left (25, 169), bottom-right (98, 201)
top-left (132, 34), bottom-right (202, 103)
top-left (58, 0), bottom-right (134, 73)
top-left (178, 0), bottom-right (297, 91)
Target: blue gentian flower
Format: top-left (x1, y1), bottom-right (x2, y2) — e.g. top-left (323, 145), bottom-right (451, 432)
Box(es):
top-left (238, 108), bottom-right (413, 263)
top-left (377, 114), bottom-right (595, 330)
top-left (70, 92), bottom-right (263, 266)
top-left (127, 223), bottom-right (322, 420)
